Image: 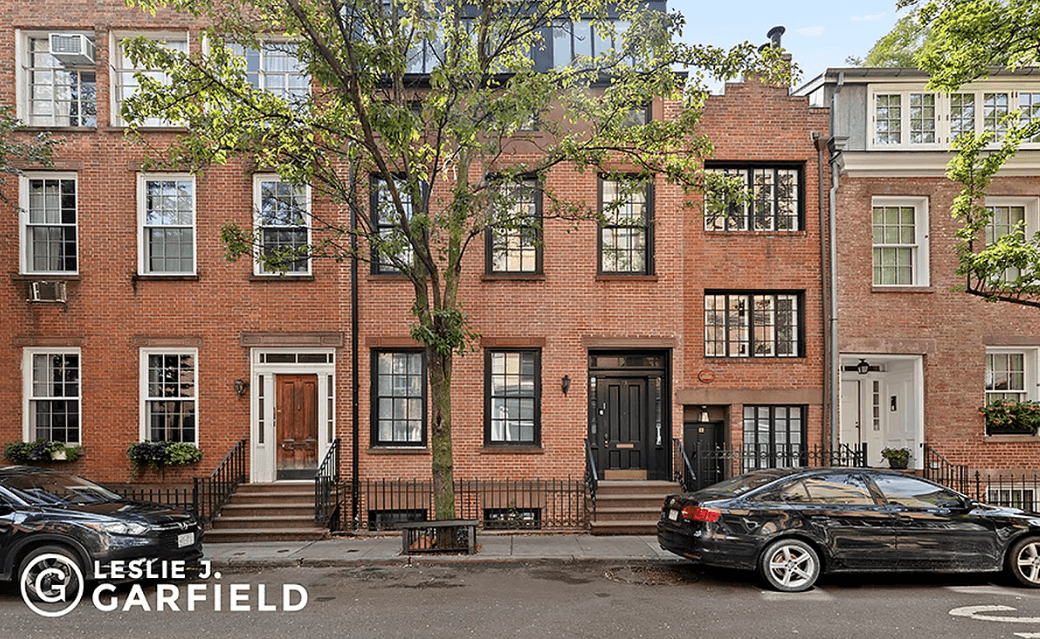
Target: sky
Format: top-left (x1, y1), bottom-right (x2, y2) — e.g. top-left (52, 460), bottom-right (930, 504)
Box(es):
top-left (667, 0), bottom-right (904, 90)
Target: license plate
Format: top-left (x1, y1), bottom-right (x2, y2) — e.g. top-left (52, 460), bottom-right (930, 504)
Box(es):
top-left (668, 509), bottom-right (679, 521)
top-left (177, 532), bottom-right (195, 548)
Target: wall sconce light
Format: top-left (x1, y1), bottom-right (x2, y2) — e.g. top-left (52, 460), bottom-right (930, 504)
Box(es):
top-left (561, 375), bottom-right (571, 395)
top-left (234, 378), bottom-right (249, 398)
top-left (700, 406), bottom-right (710, 423)
top-left (856, 359), bottom-right (871, 375)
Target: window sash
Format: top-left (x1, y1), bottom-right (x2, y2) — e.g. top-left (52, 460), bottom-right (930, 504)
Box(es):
top-left (373, 351), bottom-right (426, 445)
top-left (28, 352), bottom-right (81, 444)
top-left (25, 177), bottom-right (77, 274)
top-left (986, 352), bottom-right (1028, 403)
top-left (872, 204), bottom-right (918, 286)
top-left (257, 178), bottom-right (310, 274)
top-left (228, 41), bottom-right (309, 102)
top-left (141, 177), bottom-right (195, 274)
top-left (488, 177), bottom-right (541, 274)
top-left (371, 177), bottom-right (416, 274)
top-left (25, 36), bottom-right (97, 128)
top-left (486, 350), bottom-right (539, 444)
top-left (704, 293), bottom-right (801, 358)
top-left (600, 177), bottom-right (650, 274)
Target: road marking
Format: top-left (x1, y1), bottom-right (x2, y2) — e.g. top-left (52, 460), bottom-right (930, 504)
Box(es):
top-left (950, 605), bottom-right (1040, 624)
top-left (946, 585), bottom-right (1037, 598)
top-left (1014, 634), bottom-right (1040, 638)
top-left (761, 589), bottom-right (835, 601)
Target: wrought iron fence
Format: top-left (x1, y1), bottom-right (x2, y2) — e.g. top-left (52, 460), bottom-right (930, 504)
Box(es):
top-left (113, 485), bottom-right (196, 514)
top-left (315, 438), bottom-right (341, 526)
top-left (923, 444), bottom-right (970, 494)
top-left (337, 478), bottom-right (587, 532)
top-left (678, 443), bottom-right (867, 491)
top-left (964, 472), bottom-right (1040, 511)
top-left (191, 439), bottom-right (247, 524)
top-left (584, 438), bottom-right (599, 516)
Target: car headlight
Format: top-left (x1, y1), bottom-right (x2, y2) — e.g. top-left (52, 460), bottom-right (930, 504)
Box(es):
top-left (82, 520), bottom-right (152, 536)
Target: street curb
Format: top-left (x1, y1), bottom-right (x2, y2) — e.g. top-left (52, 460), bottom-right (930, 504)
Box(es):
top-left (208, 555), bottom-right (685, 570)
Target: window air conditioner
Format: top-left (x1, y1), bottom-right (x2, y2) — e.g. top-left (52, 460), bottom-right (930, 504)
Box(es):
top-left (28, 281), bottom-right (68, 303)
top-left (49, 33), bottom-right (96, 66)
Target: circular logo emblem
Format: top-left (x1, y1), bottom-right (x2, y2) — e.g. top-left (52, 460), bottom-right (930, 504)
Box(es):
top-left (20, 553), bottom-right (85, 618)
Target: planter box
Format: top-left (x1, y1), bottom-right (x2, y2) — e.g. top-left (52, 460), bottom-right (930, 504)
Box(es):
top-left (399, 519), bottom-right (478, 555)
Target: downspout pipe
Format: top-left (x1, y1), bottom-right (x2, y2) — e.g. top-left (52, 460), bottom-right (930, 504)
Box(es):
top-left (813, 130), bottom-right (829, 449)
top-left (827, 72), bottom-right (845, 450)
top-left (350, 163), bottom-right (360, 529)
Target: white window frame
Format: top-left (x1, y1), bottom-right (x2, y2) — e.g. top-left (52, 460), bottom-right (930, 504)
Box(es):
top-left (869, 85), bottom-right (1040, 150)
top-left (871, 196), bottom-right (930, 287)
top-left (19, 172), bottom-right (79, 275)
top-left (985, 347), bottom-right (1039, 405)
top-left (137, 173), bottom-right (197, 276)
top-left (227, 39), bottom-right (309, 102)
top-left (23, 347), bottom-right (82, 445)
top-left (984, 197), bottom-right (1040, 284)
top-left (16, 29), bottom-right (97, 128)
top-left (110, 31), bottom-right (189, 128)
top-left (253, 175), bottom-right (312, 276)
top-left (139, 348), bottom-right (199, 445)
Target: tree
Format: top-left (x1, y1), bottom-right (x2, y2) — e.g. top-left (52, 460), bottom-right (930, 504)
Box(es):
top-left (846, 11), bottom-right (931, 67)
top-left (898, 0), bottom-right (1040, 306)
top-left (121, 0), bottom-right (788, 518)
top-left (0, 106), bottom-right (59, 207)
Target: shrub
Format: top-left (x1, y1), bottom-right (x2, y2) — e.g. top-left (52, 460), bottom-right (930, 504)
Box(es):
top-left (980, 399), bottom-right (1040, 434)
top-left (127, 441), bottom-right (202, 475)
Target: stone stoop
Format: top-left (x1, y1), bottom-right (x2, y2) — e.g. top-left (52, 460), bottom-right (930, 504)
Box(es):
top-left (205, 482), bottom-right (328, 543)
top-left (590, 480), bottom-right (679, 535)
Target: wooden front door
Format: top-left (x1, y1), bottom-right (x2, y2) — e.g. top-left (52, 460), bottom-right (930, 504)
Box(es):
top-left (596, 377), bottom-right (648, 478)
top-left (276, 374), bottom-right (319, 480)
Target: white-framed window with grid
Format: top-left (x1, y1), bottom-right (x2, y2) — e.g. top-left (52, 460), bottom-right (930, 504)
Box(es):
top-left (985, 348), bottom-right (1038, 405)
top-left (111, 31), bottom-right (188, 127)
top-left (871, 196), bottom-right (929, 287)
top-left (23, 348), bottom-right (81, 445)
top-left (18, 30), bottom-right (97, 128)
top-left (228, 40), bottom-right (309, 104)
top-left (140, 348), bottom-right (198, 444)
top-left (984, 197), bottom-right (1040, 284)
top-left (20, 173), bottom-right (78, 275)
top-left (138, 174), bottom-right (196, 275)
top-left (254, 176), bottom-right (311, 275)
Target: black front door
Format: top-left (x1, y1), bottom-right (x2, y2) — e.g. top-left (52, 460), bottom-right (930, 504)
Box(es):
top-left (596, 377), bottom-right (647, 473)
top-left (684, 420), bottom-right (724, 491)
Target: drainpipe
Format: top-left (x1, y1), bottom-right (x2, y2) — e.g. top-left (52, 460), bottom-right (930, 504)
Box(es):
top-left (813, 130), bottom-right (829, 448)
top-left (826, 72), bottom-right (845, 450)
top-left (350, 163), bottom-right (360, 529)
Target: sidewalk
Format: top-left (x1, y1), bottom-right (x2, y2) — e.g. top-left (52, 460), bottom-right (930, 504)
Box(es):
top-left (204, 534), bottom-right (681, 568)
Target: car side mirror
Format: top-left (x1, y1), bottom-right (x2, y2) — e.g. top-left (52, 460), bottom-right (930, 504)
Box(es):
top-left (957, 498), bottom-right (975, 512)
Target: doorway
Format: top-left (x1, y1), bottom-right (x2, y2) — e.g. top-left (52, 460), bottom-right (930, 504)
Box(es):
top-left (276, 374), bottom-right (319, 480)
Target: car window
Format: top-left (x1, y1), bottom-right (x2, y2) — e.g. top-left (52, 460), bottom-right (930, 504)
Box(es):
top-left (802, 474), bottom-right (875, 505)
top-left (0, 473), bottom-right (122, 506)
top-left (873, 475), bottom-right (964, 509)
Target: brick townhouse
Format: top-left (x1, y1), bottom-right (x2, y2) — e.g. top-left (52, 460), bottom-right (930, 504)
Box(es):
top-left (0, 0), bottom-right (831, 533)
top-left (799, 68), bottom-right (1040, 481)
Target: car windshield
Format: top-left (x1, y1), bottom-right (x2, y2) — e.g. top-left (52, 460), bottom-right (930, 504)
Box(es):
top-left (1, 473), bottom-right (123, 506)
top-left (693, 470), bottom-right (790, 498)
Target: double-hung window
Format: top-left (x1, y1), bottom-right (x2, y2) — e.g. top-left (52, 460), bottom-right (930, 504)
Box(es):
top-left (370, 176), bottom-right (417, 274)
top-left (599, 175), bottom-right (652, 275)
top-left (704, 164), bottom-right (802, 231)
top-left (985, 198), bottom-right (1039, 284)
top-left (486, 176), bottom-right (542, 274)
top-left (229, 41), bottom-right (309, 103)
top-left (255, 176), bottom-right (310, 275)
top-left (111, 32), bottom-right (188, 127)
top-left (21, 32), bottom-right (96, 128)
top-left (138, 175), bottom-right (196, 275)
top-left (871, 196), bottom-right (929, 287)
top-left (985, 349), bottom-right (1034, 405)
top-left (24, 349), bottom-right (81, 444)
top-left (372, 351), bottom-right (426, 446)
top-left (141, 349), bottom-right (197, 444)
top-left (20, 174), bottom-right (77, 275)
top-left (485, 350), bottom-right (540, 446)
top-left (704, 292), bottom-right (802, 358)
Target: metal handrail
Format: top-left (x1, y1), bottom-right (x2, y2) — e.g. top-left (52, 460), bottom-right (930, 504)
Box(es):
top-left (672, 438), bottom-right (696, 492)
top-left (584, 438), bottom-right (599, 513)
top-left (191, 439), bottom-right (246, 524)
top-left (923, 443), bottom-right (969, 494)
top-left (315, 438), bottom-right (341, 525)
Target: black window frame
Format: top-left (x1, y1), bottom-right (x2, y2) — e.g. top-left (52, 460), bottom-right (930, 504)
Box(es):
top-left (598, 174), bottom-right (654, 275)
top-left (484, 348), bottom-right (542, 447)
top-left (369, 174), bottom-right (421, 275)
top-left (370, 349), bottom-right (427, 447)
top-left (485, 176), bottom-right (544, 276)
top-left (704, 162), bottom-right (804, 232)
top-left (704, 291), bottom-right (805, 358)
top-left (741, 405), bottom-right (807, 472)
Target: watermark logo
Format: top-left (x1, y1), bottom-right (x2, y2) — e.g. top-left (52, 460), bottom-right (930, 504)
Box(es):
top-left (19, 553), bottom-right (85, 618)
top-left (19, 559), bottom-right (307, 618)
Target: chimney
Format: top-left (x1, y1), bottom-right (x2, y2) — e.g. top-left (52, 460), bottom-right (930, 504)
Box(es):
top-left (759, 25), bottom-right (786, 52)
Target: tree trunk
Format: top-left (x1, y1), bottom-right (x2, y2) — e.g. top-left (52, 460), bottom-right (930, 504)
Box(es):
top-left (428, 346), bottom-right (455, 520)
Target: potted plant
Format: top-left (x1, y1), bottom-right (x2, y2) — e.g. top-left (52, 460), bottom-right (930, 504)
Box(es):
top-left (980, 399), bottom-right (1040, 435)
top-left (3, 439), bottom-right (81, 464)
top-left (127, 441), bottom-right (202, 478)
top-left (881, 447), bottom-right (911, 469)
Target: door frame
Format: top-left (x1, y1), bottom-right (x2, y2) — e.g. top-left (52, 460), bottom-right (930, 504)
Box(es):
top-left (839, 354), bottom-right (924, 469)
top-left (250, 348), bottom-right (336, 483)
top-left (587, 350), bottom-right (671, 481)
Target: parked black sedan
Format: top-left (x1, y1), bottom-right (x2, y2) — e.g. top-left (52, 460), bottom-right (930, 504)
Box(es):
top-left (658, 467), bottom-right (1040, 592)
top-left (0, 466), bottom-right (203, 600)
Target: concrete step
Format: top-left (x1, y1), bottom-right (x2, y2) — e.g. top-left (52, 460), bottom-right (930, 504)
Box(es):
top-left (221, 503), bottom-right (315, 518)
top-left (593, 506), bottom-right (665, 522)
top-left (223, 491), bottom-right (314, 504)
top-left (589, 520), bottom-right (659, 536)
top-left (595, 494), bottom-right (670, 510)
top-left (209, 515), bottom-right (319, 530)
top-left (236, 483), bottom-right (314, 495)
top-left (203, 528), bottom-right (327, 544)
top-left (596, 480), bottom-right (679, 496)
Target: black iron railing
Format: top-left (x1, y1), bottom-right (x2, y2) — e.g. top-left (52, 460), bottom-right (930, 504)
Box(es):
top-left (966, 472), bottom-right (1040, 510)
top-left (315, 438), bottom-right (341, 526)
top-left (340, 478), bottom-right (586, 531)
top-left (923, 444), bottom-right (970, 493)
top-left (113, 485), bottom-right (195, 513)
top-left (671, 438), bottom-right (696, 493)
top-left (584, 438), bottom-right (599, 515)
top-left (192, 439), bottom-right (247, 524)
top-left (680, 443), bottom-right (867, 491)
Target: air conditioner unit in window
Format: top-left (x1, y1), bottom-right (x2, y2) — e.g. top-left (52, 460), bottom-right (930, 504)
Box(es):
top-left (28, 281), bottom-right (67, 303)
top-left (49, 33), bottom-right (95, 66)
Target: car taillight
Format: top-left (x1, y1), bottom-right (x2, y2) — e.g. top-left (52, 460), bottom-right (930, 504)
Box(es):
top-left (682, 506), bottom-right (721, 522)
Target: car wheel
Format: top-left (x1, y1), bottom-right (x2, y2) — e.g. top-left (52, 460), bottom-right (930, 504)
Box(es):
top-left (1008, 538), bottom-right (1040, 587)
top-left (759, 538), bottom-right (820, 592)
top-left (18, 545), bottom-right (85, 603)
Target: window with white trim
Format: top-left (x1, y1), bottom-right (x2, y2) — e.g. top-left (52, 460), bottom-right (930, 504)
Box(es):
top-left (141, 349), bottom-right (197, 443)
top-left (704, 292), bottom-right (803, 358)
top-left (255, 176), bottom-right (310, 275)
top-left (228, 41), bottom-right (309, 103)
top-left (21, 31), bottom-right (96, 127)
top-left (111, 32), bottom-right (188, 127)
top-left (20, 174), bottom-right (78, 274)
top-left (25, 349), bottom-right (80, 444)
top-left (985, 348), bottom-right (1038, 404)
top-left (138, 175), bottom-right (196, 275)
top-left (871, 197), bottom-right (929, 287)
top-left (984, 197), bottom-right (1040, 284)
